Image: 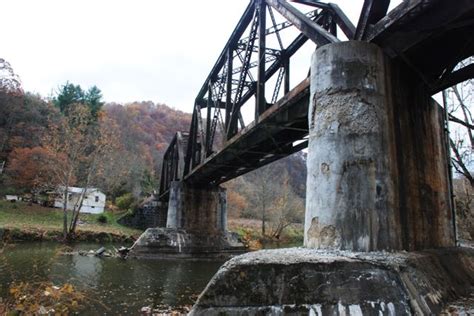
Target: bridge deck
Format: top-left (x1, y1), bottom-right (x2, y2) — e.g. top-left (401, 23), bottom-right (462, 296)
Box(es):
top-left (185, 78), bottom-right (310, 186)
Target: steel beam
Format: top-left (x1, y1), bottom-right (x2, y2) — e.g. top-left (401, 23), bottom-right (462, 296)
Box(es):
top-left (431, 63), bottom-right (474, 93)
top-left (206, 83), bottom-right (212, 156)
top-left (225, 48), bottom-right (233, 130)
top-left (354, 0), bottom-right (390, 40)
top-left (284, 55), bottom-right (290, 94)
top-left (290, 0), bottom-right (329, 10)
top-left (328, 3), bottom-right (355, 39)
top-left (256, 0), bottom-right (267, 121)
top-left (265, 0), bottom-right (339, 46)
top-left (196, 1), bottom-right (255, 102)
top-left (228, 9), bottom-right (259, 139)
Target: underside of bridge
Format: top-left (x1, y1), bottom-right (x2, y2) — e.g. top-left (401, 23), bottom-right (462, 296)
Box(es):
top-left (131, 0), bottom-right (474, 312)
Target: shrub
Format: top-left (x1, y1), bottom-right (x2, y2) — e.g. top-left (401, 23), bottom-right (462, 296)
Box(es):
top-left (115, 193), bottom-right (135, 211)
top-left (97, 214), bottom-right (108, 224)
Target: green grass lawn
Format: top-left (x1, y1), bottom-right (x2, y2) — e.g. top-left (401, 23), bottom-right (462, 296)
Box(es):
top-left (0, 200), bottom-right (142, 238)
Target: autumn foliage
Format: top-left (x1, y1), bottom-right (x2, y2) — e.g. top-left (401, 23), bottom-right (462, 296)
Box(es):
top-left (0, 77), bottom-right (306, 241)
top-left (0, 89), bottom-right (191, 199)
top-left (7, 146), bottom-right (64, 192)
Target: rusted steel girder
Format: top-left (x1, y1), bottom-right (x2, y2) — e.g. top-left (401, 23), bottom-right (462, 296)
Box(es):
top-left (354, 0), bottom-right (390, 40)
top-left (265, 0), bottom-right (339, 45)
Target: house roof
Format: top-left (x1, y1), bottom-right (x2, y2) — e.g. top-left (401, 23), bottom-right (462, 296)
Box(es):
top-left (58, 186), bottom-right (105, 195)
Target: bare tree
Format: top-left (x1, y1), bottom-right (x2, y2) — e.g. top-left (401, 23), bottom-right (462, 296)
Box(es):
top-left (248, 167), bottom-right (305, 238)
top-left (249, 166), bottom-right (280, 236)
top-left (268, 173), bottom-right (304, 239)
top-left (445, 57), bottom-right (474, 185)
top-left (45, 105), bottom-right (118, 240)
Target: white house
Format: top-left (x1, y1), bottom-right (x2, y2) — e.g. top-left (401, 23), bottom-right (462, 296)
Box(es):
top-left (5, 195), bottom-right (20, 201)
top-left (54, 187), bottom-right (106, 214)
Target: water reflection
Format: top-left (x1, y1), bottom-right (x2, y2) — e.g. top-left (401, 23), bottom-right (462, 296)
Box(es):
top-left (0, 242), bottom-right (224, 314)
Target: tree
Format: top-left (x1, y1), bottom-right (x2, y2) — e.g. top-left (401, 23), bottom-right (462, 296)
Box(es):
top-left (445, 57), bottom-right (474, 185)
top-left (6, 146), bottom-right (62, 194)
top-left (44, 104), bottom-right (118, 240)
top-left (53, 82), bottom-right (103, 118)
top-left (53, 82), bottom-right (84, 114)
top-left (0, 91), bottom-right (23, 160)
top-left (248, 165), bottom-right (280, 236)
top-left (268, 174), bottom-right (304, 239)
top-left (239, 165), bottom-right (306, 238)
top-left (443, 57), bottom-right (474, 243)
top-left (84, 86), bottom-right (103, 118)
top-left (140, 169), bottom-right (157, 196)
top-left (1, 91), bottom-right (59, 179)
top-left (227, 189), bottom-right (248, 218)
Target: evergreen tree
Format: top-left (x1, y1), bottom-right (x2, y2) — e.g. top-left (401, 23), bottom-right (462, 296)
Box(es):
top-left (53, 82), bottom-right (103, 118)
top-left (53, 82), bottom-right (84, 114)
top-left (85, 86), bottom-right (103, 118)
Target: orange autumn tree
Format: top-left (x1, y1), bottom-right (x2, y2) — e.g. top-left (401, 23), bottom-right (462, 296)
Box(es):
top-left (7, 146), bottom-right (63, 196)
top-left (44, 104), bottom-right (119, 241)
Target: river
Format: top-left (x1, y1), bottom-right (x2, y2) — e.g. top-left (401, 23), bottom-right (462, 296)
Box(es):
top-left (0, 242), bottom-right (225, 314)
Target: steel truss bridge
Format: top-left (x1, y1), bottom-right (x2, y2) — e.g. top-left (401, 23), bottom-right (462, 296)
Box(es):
top-left (159, 0), bottom-right (474, 200)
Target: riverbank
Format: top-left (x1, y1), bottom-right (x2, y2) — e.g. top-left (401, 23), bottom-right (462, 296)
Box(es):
top-left (228, 218), bottom-right (304, 249)
top-left (0, 201), bottom-right (304, 248)
top-left (0, 200), bottom-right (141, 243)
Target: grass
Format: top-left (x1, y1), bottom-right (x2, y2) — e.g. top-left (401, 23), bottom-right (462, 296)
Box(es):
top-left (0, 200), bottom-right (142, 239)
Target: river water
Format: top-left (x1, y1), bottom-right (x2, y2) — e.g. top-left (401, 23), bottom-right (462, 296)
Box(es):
top-left (0, 242), bottom-right (225, 314)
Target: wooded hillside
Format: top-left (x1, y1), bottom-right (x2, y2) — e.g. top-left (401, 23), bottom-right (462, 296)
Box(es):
top-left (0, 60), bottom-right (307, 228)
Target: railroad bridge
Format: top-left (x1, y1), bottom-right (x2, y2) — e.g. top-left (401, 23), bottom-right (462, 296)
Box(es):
top-left (135, 0), bottom-right (474, 254)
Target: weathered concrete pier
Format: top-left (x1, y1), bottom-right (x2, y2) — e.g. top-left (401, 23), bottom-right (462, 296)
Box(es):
top-left (190, 247), bottom-right (474, 315)
top-left (305, 41), bottom-right (454, 252)
top-left (130, 182), bottom-right (244, 258)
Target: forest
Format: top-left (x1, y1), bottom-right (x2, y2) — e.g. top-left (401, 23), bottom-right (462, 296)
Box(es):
top-left (0, 59), bottom-right (307, 242)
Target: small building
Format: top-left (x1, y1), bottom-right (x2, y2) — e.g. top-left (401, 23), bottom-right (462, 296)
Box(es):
top-left (5, 195), bottom-right (20, 202)
top-left (54, 187), bottom-right (106, 214)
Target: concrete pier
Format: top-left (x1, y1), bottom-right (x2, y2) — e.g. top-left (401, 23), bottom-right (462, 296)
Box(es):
top-left (130, 182), bottom-right (243, 258)
top-left (166, 181), bottom-right (227, 233)
top-left (305, 41), bottom-right (454, 251)
top-left (190, 247), bottom-right (474, 315)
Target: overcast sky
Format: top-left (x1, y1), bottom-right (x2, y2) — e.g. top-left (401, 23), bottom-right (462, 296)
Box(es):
top-left (1, 0), bottom-right (401, 112)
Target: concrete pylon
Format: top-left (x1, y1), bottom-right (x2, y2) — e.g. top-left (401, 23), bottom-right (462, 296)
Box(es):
top-left (130, 182), bottom-right (242, 258)
top-left (166, 181), bottom-right (227, 233)
top-left (305, 41), bottom-right (455, 251)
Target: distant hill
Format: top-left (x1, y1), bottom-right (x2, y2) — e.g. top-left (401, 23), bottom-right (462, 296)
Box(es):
top-left (103, 101), bottom-right (307, 197)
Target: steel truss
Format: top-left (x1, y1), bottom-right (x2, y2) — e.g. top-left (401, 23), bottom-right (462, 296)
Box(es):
top-left (159, 0), bottom-right (390, 198)
top-left (183, 0), bottom-right (357, 174)
top-left (160, 0), bottom-right (474, 197)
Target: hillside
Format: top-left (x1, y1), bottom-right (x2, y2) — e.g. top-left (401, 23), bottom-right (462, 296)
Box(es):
top-left (0, 58), bottom-right (307, 231)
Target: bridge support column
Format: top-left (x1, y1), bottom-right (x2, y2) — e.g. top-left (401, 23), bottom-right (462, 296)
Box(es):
top-left (305, 41), bottom-right (454, 251)
top-left (166, 181), bottom-right (227, 233)
top-left (130, 181), bottom-right (242, 258)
